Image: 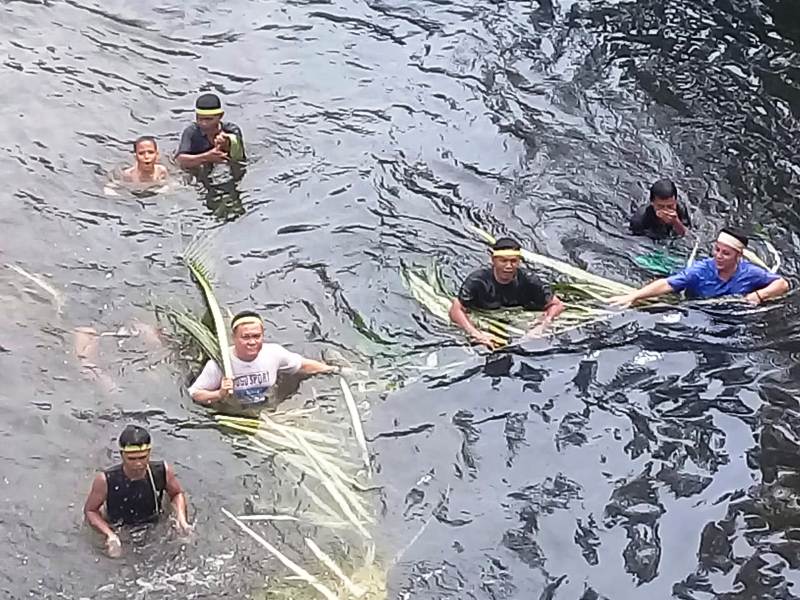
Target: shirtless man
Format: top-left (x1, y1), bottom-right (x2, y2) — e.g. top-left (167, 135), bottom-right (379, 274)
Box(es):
top-left (121, 136), bottom-right (168, 184)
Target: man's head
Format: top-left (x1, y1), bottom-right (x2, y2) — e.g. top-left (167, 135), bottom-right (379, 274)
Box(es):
top-left (133, 136), bottom-right (159, 172)
top-left (714, 227), bottom-right (748, 272)
top-left (231, 310), bottom-right (264, 361)
top-left (119, 424), bottom-right (152, 479)
top-left (490, 237), bottom-right (523, 284)
top-left (195, 93), bottom-right (224, 135)
top-left (649, 179), bottom-right (678, 223)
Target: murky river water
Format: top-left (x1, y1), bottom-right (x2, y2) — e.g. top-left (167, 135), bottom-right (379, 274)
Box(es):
top-left (1, 0), bottom-right (799, 598)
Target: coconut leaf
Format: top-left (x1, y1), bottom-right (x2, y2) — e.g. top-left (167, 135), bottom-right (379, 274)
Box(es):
top-left (222, 508), bottom-right (339, 600)
top-left (467, 225), bottom-right (636, 294)
top-left (182, 235), bottom-right (233, 378)
top-left (340, 377), bottom-right (371, 477)
top-left (167, 309), bottom-right (222, 365)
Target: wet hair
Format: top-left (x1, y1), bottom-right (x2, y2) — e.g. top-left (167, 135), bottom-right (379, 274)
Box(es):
top-left (118, 424), bottom-right (151, 448)
top-left (649, 178), bottom-right (678, 202)
top-left (133, 136), bottom-right (157, 152)
top-left (720, 227), bottom-right (749, 248)
top-left (196, 92), bottom-right (223, 112)
top-left (492, 237), bottom-right (521, 252)
top-left (231, 310), bottom-right (263, 331)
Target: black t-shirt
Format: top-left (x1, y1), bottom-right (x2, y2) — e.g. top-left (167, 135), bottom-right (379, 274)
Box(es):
top-left (176, 122), bottom-right (246, 158)
top-left (457, 267), bottom-right (553, 310)
top-left (629, 202), bottom-right (691, 239)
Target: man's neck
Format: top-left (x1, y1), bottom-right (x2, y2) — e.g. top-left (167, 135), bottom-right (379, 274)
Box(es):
top-left (717, 262), bottom-right (738, 281)
top-left (122, 464), bottom-right (146, 481)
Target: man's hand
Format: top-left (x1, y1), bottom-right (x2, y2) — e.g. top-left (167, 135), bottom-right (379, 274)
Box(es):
top-left (205, 147), bottom-right (229, 164)
top-left (744, 291), bottom-right (762, 306)
top-left (525, 321), bottom-right (548, 338)
top-left (608, 293), bottom-right (636, 309)
top-left (173, 516), bottom-right (193, 536)
top-left (105, 533), bottom-right (122, 558)
top-left (214, 133), bottom-right (231, 153)
top-left (219, 377), bottom-right (233, 398)
top-left (470, 330), bottom-right (497, 349)
top-left (655, 208), bottom-right (679, 225)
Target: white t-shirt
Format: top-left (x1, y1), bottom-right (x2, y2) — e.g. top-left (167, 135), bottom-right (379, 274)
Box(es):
top-left (188, 344), bottom-right (303, 405)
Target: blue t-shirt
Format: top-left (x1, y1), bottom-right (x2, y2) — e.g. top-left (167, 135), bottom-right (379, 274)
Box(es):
top-left (666, 258), bottom-right (779, 299)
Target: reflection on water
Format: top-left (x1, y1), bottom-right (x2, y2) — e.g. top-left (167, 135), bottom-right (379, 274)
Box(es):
top-left (1, 0), bottom-right (799, 598)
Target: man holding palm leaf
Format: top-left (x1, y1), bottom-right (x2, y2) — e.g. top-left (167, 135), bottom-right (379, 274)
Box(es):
top-left (189, 311), bottom-right (338, 408)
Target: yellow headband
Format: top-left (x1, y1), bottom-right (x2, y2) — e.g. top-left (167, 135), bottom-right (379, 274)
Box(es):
top-left (492, 249), bottom-right (523, 258)
top-left (121, 443), bottom-right (152, 453)
top-left (717, 232), bottom-right (745, 253)
top-left (196, 107), bottom-right (224, 116)
top-left (231, 315), bottom-right (263, 331)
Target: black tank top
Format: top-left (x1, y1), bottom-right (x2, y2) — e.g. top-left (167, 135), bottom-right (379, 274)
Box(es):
top-left (104, 461), bottom-right (166, 526)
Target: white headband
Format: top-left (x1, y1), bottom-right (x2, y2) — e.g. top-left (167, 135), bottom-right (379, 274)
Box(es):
top-left (717, 231), bottom-right (745, 252)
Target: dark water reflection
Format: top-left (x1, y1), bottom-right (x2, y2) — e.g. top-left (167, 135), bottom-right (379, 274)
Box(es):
top-left (1, 0), bottom-right (799, 598)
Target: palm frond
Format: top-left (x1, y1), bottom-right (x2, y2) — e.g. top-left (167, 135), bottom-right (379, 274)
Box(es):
top-left (181, 234), bottom-right (232, 378)
top-left (222, 508), bottom-right (339, 600)
top-left (467, 225), bottom-right (636, 295)
top-left (167, 309), bottom-right (223, 365)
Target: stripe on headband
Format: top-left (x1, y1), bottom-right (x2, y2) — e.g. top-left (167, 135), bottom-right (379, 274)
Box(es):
top-left (196, 108), bottom-right (224, 116)
top-left (121, 443), bottom-right (152, 453)
top-left (492, 249), bottom-right (523, 258)
top-left (231, 315), bottom-right (263, 331)
top-left (717, 232), bottom-right (745, 252)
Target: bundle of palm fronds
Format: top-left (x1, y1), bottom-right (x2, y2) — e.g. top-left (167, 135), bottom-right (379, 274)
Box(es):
top-left (218, 378), bottom-right (386, 599)
top-left (402, 226), bottom-right (624, 346)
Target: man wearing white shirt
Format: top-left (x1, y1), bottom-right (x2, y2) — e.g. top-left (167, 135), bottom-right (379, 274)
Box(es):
top-left (188, 310), bottom-right (337, 407)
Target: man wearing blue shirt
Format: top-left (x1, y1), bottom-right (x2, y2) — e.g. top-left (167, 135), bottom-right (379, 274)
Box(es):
top-left (610, 228), bottom-right (789, 307)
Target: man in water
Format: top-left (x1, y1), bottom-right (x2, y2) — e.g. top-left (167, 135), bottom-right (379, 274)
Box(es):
top-left (189, 311), bottom-right (339, 407)
top-left (630, 179), bottom-right (691, 238)
top-left (609, 228), bottom-right (789, 307)
top-left (83, 425), bottom-right (190, 558)
top-left (449, 237), bottom-right (565, 348)
top-left (122, 136), bottom-right (168, 184)
top-left (175, 93), bottom-right (245, 170)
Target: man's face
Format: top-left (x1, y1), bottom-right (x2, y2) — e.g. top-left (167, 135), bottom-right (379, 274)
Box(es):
top-left (134, 141), bottom-right (158, 171)
top-left (196, 114), bottom-right (223, 135)
top-left (652, 196), bottom-right (677, 223)
top-left (233, 322), bottom-right (264, 361)
top-left (491, 255), bottom-right (521, 284)
top-left (121, 449), bottom-right (151, 480)
top-left (713, 242), bottom-right (740, 272)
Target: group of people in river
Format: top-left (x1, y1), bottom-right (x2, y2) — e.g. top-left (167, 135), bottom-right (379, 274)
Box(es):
top-left (82, 95), bottom-right (790, 557)
top-left (449, 178), bottom-right (789, 348)
top-left (82, 93), bottom-right (343, 557)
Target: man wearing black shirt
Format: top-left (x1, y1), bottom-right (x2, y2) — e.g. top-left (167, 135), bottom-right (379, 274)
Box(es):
top-left (175, 93), bottom-right (246, 170)
top-left (630, 179), bottom-right (690, 239)
top-left (449, 237), bottom-right (564, 348)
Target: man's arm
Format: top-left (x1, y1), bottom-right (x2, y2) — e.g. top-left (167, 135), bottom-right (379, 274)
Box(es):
top-left (84, 473), bottom-right (123, 556)
top-left (84, 473), bottom-right (113, 537)
top-left (449, 298), bottom-right (494, 347)
top-left (164, 463), bottom-right (190, 532)
top-left (608, 278), bottom-right (675, 308)
top-left (746, 276), bottom-right (790, 305)
top-left (298, 358), bottom-right (337, 375)
top-left (670, 214), bottom-right (688, 237)
top-left (176, 148), bottom-right (227, 170)
top-left (189, 360), bottom-right (231, 405)
top-left (539, 295), bottom-right (565, 326)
